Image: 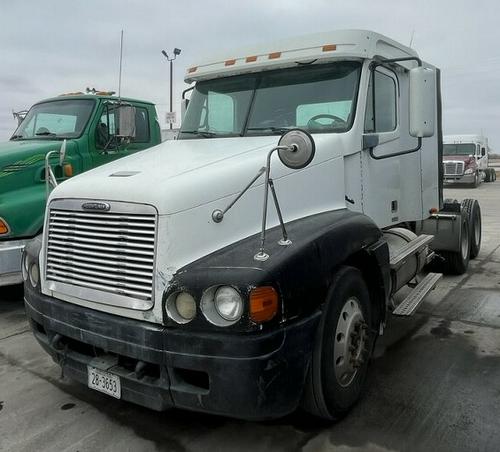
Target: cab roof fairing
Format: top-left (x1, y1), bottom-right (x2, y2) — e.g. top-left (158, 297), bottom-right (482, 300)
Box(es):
top-left (184, 29), bottom-right (422, 83)
top-left (444, 134), bottom-right (488, 146)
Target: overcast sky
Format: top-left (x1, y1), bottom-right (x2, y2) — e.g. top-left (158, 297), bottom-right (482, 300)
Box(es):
top-left (1, 0), bottom-right (499, 149)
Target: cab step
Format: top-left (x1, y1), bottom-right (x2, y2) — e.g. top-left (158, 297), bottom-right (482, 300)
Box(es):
top-left (392, 272), bottom-right (442, 316)
top-left (390, 234), bottom-right (434, 270)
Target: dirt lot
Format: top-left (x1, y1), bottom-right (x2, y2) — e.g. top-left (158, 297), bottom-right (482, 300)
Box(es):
top-left (1, 181), bottom-right (499, 452)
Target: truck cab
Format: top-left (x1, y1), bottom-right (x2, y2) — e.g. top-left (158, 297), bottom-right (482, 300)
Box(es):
top-left (443, 134), bottom-right (494, 186)
top-left (0, 93), bottom-right (161, 286)
top-left (24, 30), bottom-right (480, 421)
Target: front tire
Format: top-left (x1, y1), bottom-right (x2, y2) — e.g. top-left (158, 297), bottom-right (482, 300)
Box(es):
top-left (302, 266), bottom-right (373, 421)
top-left (470, 171), bottom-right (479, 188)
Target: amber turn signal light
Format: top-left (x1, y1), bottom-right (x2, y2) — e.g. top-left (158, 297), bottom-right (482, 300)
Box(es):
top-left (63, 163), bottom-right (73, 177)
top-left (0, 219), bottom-right (9, 234)
top-left (249, 286), bottom-right (278, 323)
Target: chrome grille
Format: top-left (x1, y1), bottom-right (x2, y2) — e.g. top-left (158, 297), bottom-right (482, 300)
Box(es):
top-left (443, 161), bottom-right (464, 176)
top-left (46, 206), bottom-right (156, 302)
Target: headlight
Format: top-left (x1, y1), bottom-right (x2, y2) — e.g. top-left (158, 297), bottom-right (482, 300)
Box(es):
top-left (464, 168), bottom-right (474, 175)
top-left (166, 291), bottom-right (196, 324)
top-left (29, 261), bottom-right (39, 287)
top-left (175, 292), bottom-right (196, 320)
top-left (214, 286), bottom-right (243, 321)
top-left (201, 285), bottom-right (243, 326)
top-left (21, 253), bottom-right (29, 282)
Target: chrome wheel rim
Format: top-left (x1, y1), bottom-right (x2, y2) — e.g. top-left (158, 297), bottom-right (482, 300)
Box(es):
top-left (333, 297), bottom-right (367, 388)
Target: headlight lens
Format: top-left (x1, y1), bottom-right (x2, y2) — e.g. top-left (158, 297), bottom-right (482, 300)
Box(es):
top-left (166, 291), bottom-right (196, 324)
top-left (214, 286), bottom-right (243, 321)
top-left (464, 168), bottom-right (474, 175)
top-left (201, 285), bottom-right (244, 327)
top-left (175, 292), bottom-right (196, 321)
top-left (29, 262), bottom-right (39, 287)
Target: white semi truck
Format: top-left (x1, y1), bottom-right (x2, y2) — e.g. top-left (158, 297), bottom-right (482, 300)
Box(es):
top-left (23, 30), bottom-right (481, 421)
top-left (443, 134), bottom-right (496, 186)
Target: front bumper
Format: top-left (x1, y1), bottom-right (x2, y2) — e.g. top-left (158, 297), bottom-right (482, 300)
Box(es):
top-left (0, 239), bottom-right (29, 286)
top-left (443, 173), bottom-right (475, 184)
top-left (24, 284), bottom-right (321, 420)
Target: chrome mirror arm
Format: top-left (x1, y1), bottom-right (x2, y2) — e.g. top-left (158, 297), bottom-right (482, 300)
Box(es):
top-left (254, 145), bottom-right (295, 261)
top-left (212, 166), bottom-right (266, 223)
top-left (45, 150), bottom-right (59, 200)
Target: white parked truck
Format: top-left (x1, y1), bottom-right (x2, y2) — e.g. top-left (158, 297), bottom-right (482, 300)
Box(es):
top-left (443, 134), bottom-right (496, 186)
top-left (24, 30), bottom-right (481, 421)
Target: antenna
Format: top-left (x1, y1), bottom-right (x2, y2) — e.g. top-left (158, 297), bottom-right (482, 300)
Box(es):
top-left (409, 29), bottom-right (415, 48)
top-left (118, 30), bottom-right (124, 101)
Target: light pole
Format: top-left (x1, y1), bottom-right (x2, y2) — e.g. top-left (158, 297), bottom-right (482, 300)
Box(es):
top-left (161, 47), bottom-right (181, 130)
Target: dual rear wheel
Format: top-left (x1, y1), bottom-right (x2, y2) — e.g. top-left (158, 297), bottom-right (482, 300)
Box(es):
top-left (485, 168), bottom-right (497, 182)
top-left (433, 198), bottom-right (481, 275)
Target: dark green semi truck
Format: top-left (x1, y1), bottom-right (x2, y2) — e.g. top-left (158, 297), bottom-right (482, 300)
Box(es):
top-left (0, 92), bottom-right (161, 286)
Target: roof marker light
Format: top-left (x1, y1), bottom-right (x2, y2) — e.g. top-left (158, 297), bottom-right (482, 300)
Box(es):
top-left (225, 59), bottom-right (236, 66)
top-left (246, 55), bottom-right (258, 63)
top-left (188, 67), bottom-right (197, 73)
top-left (268, 52), bottom-right (281, 59)
top-left (322, 44), bottom-right (337, 52)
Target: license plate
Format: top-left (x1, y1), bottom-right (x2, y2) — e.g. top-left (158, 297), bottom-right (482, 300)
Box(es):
top-left (87, 366), bottom-right (121, 399)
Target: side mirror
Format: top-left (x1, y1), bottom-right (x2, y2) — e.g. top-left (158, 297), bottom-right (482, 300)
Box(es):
top-left (277, 129), bottom-right (315, 169)
top-left (409, 67), bottom-right (436, 138)
top-left (180, 98), bottom-right (189, 124)
top-left (117, 105), bottom-right (136, 138)
top-left (59, 139), bottom-right (67, 165)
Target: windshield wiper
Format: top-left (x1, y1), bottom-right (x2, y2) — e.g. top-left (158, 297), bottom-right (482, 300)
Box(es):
top-left (10, 134), bottom-right (24, 140)
top-left (35, 131), bottom-right (57, 137)
top-left (246, 126), bottom-right (294, 135)
top-left (180, 130), bottom-right (218, 138)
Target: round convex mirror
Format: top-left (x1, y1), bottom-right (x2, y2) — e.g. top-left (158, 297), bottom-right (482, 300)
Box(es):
top-left (277, 129), bottom-right (315, 169)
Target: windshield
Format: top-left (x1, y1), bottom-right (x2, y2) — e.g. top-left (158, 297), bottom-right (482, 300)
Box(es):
top-left (179, 62), bottom-right (361, 139)
top-left (443, 143), bottom-right (477, 155)
top-left (11, 99), bottom-right (95, 140)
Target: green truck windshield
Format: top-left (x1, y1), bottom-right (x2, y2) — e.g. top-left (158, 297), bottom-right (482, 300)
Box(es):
top-left (179, 62), bottom-right (361, 139)
top-left (443, 143), bottom-right (476, 155)
top-left (11, 99), bottom-right (95, 140)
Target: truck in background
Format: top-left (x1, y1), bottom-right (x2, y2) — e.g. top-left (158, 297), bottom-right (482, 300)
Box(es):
top-left (24, 30), bottom-right (481, 421)
top-left (0, 92), bottom-right (161, 287)
top-left (443, 134), bottom-right (497, 186)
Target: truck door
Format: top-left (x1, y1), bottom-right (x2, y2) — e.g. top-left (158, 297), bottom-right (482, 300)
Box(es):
top-left (91, 103), bottom-right (152, 167)
top-left (362, 66), bottom-right (423, 227)
top-left (477, 144), bottom-right (487, 171)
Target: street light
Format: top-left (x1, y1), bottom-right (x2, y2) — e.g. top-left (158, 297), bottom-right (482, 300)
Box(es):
top-left (161, 47), bottom-right (181, 130)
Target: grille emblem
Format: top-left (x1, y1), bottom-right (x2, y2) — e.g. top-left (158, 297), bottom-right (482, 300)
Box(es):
top-left (81, 202), bottom-right (111, 211)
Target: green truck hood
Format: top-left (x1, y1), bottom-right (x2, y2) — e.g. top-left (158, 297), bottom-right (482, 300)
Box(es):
top-left (0, 139), bottom-right (68, 239)
top-left (0, 139), bottom-right (64, 178)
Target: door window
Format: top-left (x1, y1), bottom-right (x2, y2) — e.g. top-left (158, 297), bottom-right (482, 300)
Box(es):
top-left (365, 70), bottom-right (397, 133)
top-left (96, 106), bottom-right (150, 148)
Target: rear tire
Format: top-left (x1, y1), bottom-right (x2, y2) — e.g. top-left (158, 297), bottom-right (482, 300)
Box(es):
top-left (462, 199), bottom-right (481, 259)
top-left (485, 169), bottom-right (491, 182)
top-left (439, 215), bottom-right (470, 274)
top-left (301, 266), bottom-right (373, 421)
